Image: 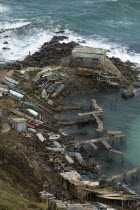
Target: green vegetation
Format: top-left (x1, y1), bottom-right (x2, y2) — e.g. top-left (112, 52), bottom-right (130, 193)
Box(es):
top-left (0, 204), bottom-right (13, 210)
top-left (28, 203), bottom-right (44, 209)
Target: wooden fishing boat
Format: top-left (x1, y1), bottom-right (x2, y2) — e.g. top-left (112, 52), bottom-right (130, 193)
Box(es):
top-left (26, 121), bottom-right (36, 128)
top-left (47, 84), bottom-right (56, 93)
top-left (4, 76), bottom-right (19, 85)
top-left (47, 74), bottom-right (59, 81)
top-left (76, 68), bottom-right (95, 75)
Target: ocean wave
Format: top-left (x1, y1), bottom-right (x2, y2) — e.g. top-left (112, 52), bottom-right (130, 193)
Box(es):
top-left (85, 0), bottom-right (117, 4)
top-left (106, 0), bottom-right (117, 1)
top-left (108, 20), bottom-right (133, 28)
top-left (1, 27), bottom-right (140, 66)
top-left (0, 29), bottom-right (54, 63)
top-left (0, 20), bottom-right (31, 31)
top-left (60, 30), bottom-right (140, 65)
top-left (0, 4), bottom-right (10, 13)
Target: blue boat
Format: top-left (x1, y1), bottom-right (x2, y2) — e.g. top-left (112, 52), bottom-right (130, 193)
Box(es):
top-left (38, 77), bottom-right (45, 87)
top-left (9, 85), bottom-right (25, 94)
top-left (23, 101), bottom-right (38, 108)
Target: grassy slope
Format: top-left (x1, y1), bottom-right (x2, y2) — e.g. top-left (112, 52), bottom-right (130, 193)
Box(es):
top-left (0, 131), bottom-right (47, 210)
top-left (0, 179), bottom-right (47, 210)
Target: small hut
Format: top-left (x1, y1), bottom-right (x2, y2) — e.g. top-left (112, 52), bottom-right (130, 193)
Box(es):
top-left (11, 118), bottom-right (27, 132)
top-left (71, 46), bottom-right (106, 75)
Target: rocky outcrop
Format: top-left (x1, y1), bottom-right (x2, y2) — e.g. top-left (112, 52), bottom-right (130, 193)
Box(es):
top-left (0, 36), bottom-right (77, 70)
top-left (122, 91), bottom-right (135, 98)
top-left (110, 57), bottom-right (139, 81)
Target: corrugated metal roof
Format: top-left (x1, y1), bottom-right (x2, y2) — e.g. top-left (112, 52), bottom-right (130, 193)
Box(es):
top-left (11, 118), bottom-right (27, 123)
top-left (72, 46), bottom-right (106, 55)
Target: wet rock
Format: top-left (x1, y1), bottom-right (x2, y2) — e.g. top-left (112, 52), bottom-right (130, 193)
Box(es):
top-left (2, 47), bottom-right (10, 50)
top-left (51, 36), bottom-right (68, 42)
top-left (55, 30), bottom-right (65, 34)
top-left (80, 40), bottom-right (86, 44)
top-left (122, 91), bottom-right (135, 98)
top-left (3, 41), bottom-right (8, 44)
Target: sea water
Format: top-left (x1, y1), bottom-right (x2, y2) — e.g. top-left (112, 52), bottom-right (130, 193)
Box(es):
top-left (55, 89), bottom-right (140, 193)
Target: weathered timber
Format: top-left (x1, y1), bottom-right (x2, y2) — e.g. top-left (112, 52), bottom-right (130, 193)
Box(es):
top-left (78, 99), bottom-right (124, 156)
top-left (56, 106), bottom-right (82, 112)
top-left (51, 79), bottom-right (71, 98)
top-left (101, 140), bottom-right (123, 155)
top-left (97, 129), bottom-right (123, 135)
top-left (106, 165), bottom-right (140, 182)
top-left (76, 134), bottom-right (125, 145)
top-left (58, 118), bottom-right (96, 126)
top-left (89, 142), bottom-right (98, 150)
top-left (78, 111), bottom-right (101, 117)
top-left (26, 94), bottom-right (54, 115)
top-left (78, 111), bottom-right (103, 130)
top-left (91, 99), bottom-right (103, 112)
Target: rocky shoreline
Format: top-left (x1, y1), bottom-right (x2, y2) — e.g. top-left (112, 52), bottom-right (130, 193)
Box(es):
top-left (1, 35), bottom-right (139, 76)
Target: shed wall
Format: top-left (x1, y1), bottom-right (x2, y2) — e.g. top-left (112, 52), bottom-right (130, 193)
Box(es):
top-left (71, 52), bottom-right (105, 69)
top-left (12, 121), bottom-right (27, 132)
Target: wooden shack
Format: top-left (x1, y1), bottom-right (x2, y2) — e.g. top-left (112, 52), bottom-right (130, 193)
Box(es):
top-left (71, 46), bottom-right (106, 75)
top-left (11, 118), bottom-right (27, 132)
top-left (60, 171), bottom-right (86, 200)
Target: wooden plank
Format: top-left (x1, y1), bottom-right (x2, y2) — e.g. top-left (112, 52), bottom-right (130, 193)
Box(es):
top-left (58, 118), bottom-right (96, 126)
top-left (110, 149), bottom-right (124, 155)
top-left (102, 140), bottom-right (112, 150)
top-left (57, 106), bottom-right (82, 112)
top-left (89, 142), bottom-right (98, 150)
top-left (78, 111), bottom-right (102, 117)
top-left (97, 129), bottom-right (124, 135)
top-left (106, 165), bottom-right (140, 182)
top-left (91, 99), bottom-right (103, 112)
top-left (102, 141), bottom-right (123, 155)
top-left (26, 94), bottom-right (53, 115)
top-left (78, 99), bottom-right (124, 156)
top-left (77, 134), bottom-right (124, 145)
top-left (51, 79), bottom-right (71, 98)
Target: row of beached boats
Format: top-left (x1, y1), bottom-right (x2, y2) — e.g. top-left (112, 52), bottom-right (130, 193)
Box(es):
top-left (0, 72), bottom-right (63, 140)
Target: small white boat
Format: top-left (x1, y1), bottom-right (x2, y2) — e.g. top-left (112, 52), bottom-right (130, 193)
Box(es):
top-left (49, 134), bottom-right (60, 140)
top-left (27, 109), bottom-right (38, 117)
top-left (9, 90), bottom-right (24, 99)
top-left (5, 76), bottom-right (19, 85)
top-left (0, 87), bottom-right (9, 93)
top-left (37, 133), bottom-right (46, 142)
top-left (41, 89), bottom-right (47, 99)
top-left (0, 91), bottom-right (3, 97)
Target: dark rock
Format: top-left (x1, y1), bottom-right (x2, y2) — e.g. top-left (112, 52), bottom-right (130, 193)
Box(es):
top-left (3, 41), bottom-right (8, 44)
top-left (122, 91), bottom-right (135, 98)
top-left (80, 40), bottom-right (86, 44)
top-left (2, 47), bottom-right (10, 50)
top-left (55, 30), bottom-right (65, 34)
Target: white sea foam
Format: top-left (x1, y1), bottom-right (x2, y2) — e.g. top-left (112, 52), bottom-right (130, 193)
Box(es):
top-left (85, 0), bottom-right (117, 3)
top-left (0, 29), bottom-right (54, 63)
top-left (106, 0), bottom-right (117, 2)
top-left (1, 27), bottom-right (140, 66)
top-left (0, 4), bottom-right (10, 13)
top-left (60, 30), bottom-right (140, 65)
top-left (0, 21), bottom-right (31, 31)
top-left (108, 20), bottom-right (133, 28)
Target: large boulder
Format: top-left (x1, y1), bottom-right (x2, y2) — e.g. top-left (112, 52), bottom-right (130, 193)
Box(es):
top-left (122, 91), bottom-right (135, 98)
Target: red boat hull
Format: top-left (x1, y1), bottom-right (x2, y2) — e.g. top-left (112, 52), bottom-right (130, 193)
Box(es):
top-left (26, 121), bottom-right (36, 128)
top-left (76, 69), bottom-right (94, 75)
